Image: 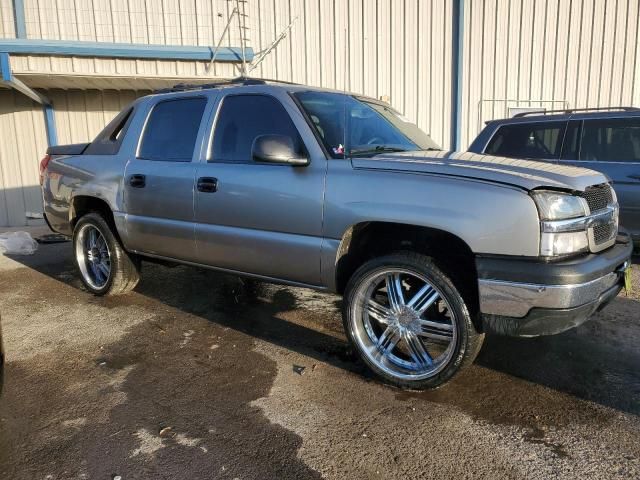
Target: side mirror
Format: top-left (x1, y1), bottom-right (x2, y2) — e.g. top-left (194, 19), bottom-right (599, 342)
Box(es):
top-left (251, 134), bottom-right (309, 166)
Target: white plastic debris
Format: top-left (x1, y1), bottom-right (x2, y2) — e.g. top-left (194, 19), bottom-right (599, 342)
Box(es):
top-left (0, 231), bottom-right (39, 255)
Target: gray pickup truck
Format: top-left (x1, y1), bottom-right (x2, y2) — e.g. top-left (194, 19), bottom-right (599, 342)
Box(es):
top-left (41, 78), bottom-right (632, 389)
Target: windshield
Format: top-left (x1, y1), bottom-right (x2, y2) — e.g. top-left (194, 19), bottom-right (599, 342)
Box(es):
top-left (294, 91), bottom-right (441, 158)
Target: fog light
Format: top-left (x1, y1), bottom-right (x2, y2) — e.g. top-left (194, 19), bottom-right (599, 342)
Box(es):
top-left (540, 231), bottom-right (589, 256)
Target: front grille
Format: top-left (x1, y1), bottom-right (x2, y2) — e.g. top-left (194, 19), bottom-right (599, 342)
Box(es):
top-left (581, 183), bottom-right (617, 248)
top-left (580, 183), bottom-right (613, 213)
top-left (594, 223), bottom-right (615, 244)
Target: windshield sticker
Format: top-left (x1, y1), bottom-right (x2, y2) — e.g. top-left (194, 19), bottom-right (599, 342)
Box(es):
top-left (332, 144), bottom-right (345, 155)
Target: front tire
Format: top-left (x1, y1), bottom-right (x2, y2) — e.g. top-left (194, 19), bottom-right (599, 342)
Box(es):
top-left (73, 212), bottom-right (140, 295)
top-left (343, 252), bottom-right (484, 389)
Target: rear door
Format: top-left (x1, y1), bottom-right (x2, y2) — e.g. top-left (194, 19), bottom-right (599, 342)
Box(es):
top-left (193, 90), bottom-right (326, 286)
top-left (559, 117), bottom-right (640, 239)
top-left (123, 94), bottom-right (212, 261)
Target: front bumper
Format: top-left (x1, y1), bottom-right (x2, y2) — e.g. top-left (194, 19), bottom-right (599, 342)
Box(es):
top-left (477, 233), bottom-right (632, 337)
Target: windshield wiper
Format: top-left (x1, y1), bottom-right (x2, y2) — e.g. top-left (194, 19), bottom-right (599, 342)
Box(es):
top-left (348, 145), bottom-right (410, 156)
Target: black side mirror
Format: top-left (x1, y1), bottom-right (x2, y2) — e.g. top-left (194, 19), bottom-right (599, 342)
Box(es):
top-left (251, 134), bottom-right (309, 166)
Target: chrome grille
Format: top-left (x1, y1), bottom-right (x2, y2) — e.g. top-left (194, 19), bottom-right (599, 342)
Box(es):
top-left (581, 183), bottom-right (617, 248)
top-left (580, 183), bottom-right (613, 213)
top-left (594, 223), bottom-right (615, 244)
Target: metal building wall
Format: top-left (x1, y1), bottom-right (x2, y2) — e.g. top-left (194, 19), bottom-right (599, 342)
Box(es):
top-left (461, 0), bottom-right (640, 148)
top-left (0, 0), bottom-right (15, 38)
top-left (48, 89), bottom-right (149, 145)
top-left (3, 0), bottom-right (455, 149)
top-left (0, 89), bottom-right (48, 227)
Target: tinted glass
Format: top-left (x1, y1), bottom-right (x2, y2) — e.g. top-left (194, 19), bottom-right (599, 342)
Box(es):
top-left (560, 120), bottom-right (581, 160)
top-left (211, 94), bottom-right (301, 162)
top-left (580, 117), bottom-right (640, 162)
top-left (295, 91), bottom-right (440, 158)
top-left (485, 121), bottom-right (566, 159)
top-left (139, 97), bottom-right (207, 161)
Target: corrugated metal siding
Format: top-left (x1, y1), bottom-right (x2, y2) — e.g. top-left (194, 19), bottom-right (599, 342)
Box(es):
top-left (49, 89), bottom-right (147, 145)
top-left (247, 0), bottom-right (454, 149)
top-left (10, 0), bottom-right (454, 149)
top-left (0, 0), bottom-right (15, 38)
top-left (0, 90), bottom-right (48, 227)
top-left (461, 0), bottom-right (640, 148)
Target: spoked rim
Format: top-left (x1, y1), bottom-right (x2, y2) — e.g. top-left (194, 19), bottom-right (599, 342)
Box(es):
top-left (350, 268), bottom-right (458, 381)
top-left (75, 224), bottom-right (111, 290)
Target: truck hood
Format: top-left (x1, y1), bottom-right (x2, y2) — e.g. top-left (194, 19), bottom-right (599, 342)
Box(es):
top-left (351, 150), bottom-right (608, 191)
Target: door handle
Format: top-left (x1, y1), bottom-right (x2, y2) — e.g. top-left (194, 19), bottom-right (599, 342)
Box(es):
top-left (197, 177), bottom-right (218, 193)
top-left (129, 174), bottom-right (146, 188)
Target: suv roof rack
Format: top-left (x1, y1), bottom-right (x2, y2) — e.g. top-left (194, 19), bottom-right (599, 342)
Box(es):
top-left (153, 76), bottom-right (299, 94)
top-left (512, 106), bottom-right (640, 118)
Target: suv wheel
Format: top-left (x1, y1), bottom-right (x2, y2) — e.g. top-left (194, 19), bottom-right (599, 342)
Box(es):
top-left (343, 252), bottom-right (484, 389)
top-left (73, 213), bottom-right (140, 295)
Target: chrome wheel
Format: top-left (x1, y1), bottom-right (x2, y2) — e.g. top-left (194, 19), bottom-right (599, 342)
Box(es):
top-left (350, 268), bottom-right (458, 381)
top-left (75, 224), bottom-right (111, 290)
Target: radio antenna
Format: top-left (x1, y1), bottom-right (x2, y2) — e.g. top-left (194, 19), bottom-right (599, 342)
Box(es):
top-left (248, 15), bottom-right (299, 73)
top-left (206, 6), bottom-right (238, 73)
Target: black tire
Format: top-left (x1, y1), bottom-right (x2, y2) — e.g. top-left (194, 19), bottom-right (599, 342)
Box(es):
top-left (72, 212), bottom-right (140, 295)
top-left (342, 251), bottom-right (484, 389)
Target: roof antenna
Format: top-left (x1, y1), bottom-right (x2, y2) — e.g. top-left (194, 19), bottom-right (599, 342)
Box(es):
top-left (248, 15), bottom-right (299, 74)
top-left (206, 5), bottom-right (238, 74)
top-left (235, 0), bottom-right (250, 77)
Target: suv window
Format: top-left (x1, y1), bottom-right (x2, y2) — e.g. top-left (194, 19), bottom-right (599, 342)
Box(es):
top-left (580, 117), bottom-right (640, 162)
top-left (211, 94), bottom-right (302, 163)
top-left (485, 121), bottom-right (566, 159)
top-left (138, 97), bottom-right (207, 161)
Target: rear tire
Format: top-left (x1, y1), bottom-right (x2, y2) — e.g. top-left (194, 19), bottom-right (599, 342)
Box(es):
top-left (342, 251), bottom-right (484, 389)
top-left (72, 212), bottom-right (140, 295)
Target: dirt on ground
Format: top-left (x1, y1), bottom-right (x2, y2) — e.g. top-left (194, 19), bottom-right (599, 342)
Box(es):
top-left (0, 240), bottom-right (638, 479)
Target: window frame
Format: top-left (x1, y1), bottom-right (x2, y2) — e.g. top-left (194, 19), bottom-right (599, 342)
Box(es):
top-left (484, 120), bottom-right (568, 160)
top-left (577, 116), bottom-right (640, 164)
top-left (136, 95), bottom-right (209, 163)
top-left (206, 92), bottom-right (307, 165)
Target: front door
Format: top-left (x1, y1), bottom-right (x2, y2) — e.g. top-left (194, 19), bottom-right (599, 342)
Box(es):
top-left (124, 95), bottom-right (211, 261)
top-left (193, 91), bottom-right (326, 286)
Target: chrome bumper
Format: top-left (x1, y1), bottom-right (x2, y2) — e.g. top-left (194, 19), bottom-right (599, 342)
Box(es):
top-left (478, 268), bottom-right (625, 318)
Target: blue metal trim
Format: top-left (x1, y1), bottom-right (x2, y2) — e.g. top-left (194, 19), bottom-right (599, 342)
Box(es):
top-left (0, 52), bottom-right (11, 81)
top-left (451, 0), bottom-right (464, 150)
top-left (12, 0), bottom-right (27, 39)
top-left (0, 39), bottom-right (254, 62)
top-left (43, 104), bottom-right (57, 146)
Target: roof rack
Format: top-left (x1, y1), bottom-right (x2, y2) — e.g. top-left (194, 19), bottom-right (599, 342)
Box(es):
top-left (513, 106), bottom-right (640, 118)
top-left (153, 76), bottom-right (300, 94)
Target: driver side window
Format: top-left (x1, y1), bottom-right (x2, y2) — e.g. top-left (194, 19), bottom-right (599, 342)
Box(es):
top-left (210, 94), bottom-right (303, 163)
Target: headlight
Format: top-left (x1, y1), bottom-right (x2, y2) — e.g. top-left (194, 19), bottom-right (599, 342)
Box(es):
top-left (532, 191), bottom-right (589, 220)
top-left (533, 191), bottom-right (590, 256)
top-left (540, 231), bottom-right (589, 256)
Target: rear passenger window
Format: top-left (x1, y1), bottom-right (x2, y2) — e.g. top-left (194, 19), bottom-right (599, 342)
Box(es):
top-left (580, 118), bottom-right (640, 162)
top-left (211, 94), bottom-right (302, 163)
top-left (485, 122), bottom-right (566, 159)
top-left (138, 97), bottom-right (207, 161)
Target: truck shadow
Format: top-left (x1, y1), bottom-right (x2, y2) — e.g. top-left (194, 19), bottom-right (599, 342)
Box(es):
top-left (5, 243), bottom-right (640, 418)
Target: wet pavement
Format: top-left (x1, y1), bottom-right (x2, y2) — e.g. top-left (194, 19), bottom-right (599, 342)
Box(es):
top-left (0, 241), bottom-right (638, 479)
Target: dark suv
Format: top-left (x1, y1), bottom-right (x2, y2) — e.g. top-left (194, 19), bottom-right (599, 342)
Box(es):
top-left (469, 108), bottom-right (640, 245)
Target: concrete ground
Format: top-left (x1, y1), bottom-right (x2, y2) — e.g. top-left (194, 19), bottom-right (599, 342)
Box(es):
top-left (0, 232), bottom-right (638, 479)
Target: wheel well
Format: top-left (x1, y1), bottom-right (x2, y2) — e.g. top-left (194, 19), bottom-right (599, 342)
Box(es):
top-left (70, 196), bottom-right (116, 232)
top-left (335, 222), bottom-right (480, 323)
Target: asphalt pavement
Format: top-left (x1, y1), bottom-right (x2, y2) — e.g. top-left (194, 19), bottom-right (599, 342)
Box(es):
top-left (0, 238), bottom-right (638, 479)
